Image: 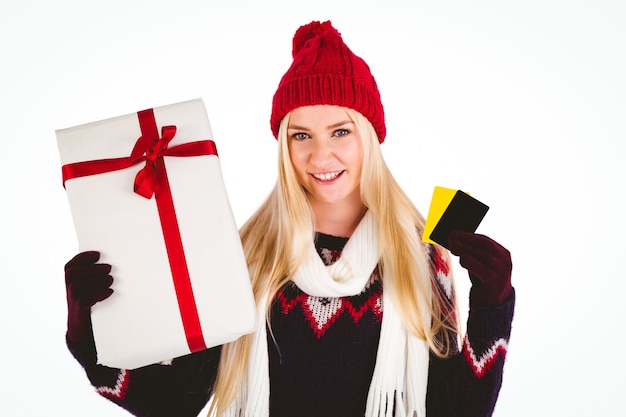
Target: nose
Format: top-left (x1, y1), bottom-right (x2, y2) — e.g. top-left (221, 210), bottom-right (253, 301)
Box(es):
top-left (309, 138), bottom-right (333, 168)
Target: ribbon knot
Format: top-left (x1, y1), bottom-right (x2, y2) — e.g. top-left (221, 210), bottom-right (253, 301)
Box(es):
top-left (133, 125), bottom-right (177, 199)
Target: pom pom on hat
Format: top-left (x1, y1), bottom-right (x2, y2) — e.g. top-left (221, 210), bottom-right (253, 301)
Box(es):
top-left (270, 20), bottom-right (386, 143)
top-left (292, 20), bottom-right (334, 57)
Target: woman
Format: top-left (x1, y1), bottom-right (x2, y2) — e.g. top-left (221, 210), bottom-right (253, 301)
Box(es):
top-left (64, 20), bottom-right (514, 417)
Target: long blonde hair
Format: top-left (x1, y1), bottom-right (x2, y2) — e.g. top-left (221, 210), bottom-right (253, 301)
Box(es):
top-left (208, 108), bottom-right (459, 416)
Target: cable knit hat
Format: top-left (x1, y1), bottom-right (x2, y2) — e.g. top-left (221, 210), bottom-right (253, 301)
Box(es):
top-left (270, 20), bottom-right (386, 143)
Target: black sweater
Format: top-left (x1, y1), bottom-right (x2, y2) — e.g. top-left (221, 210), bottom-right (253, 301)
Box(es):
top-left (68, 233), bottom-right (515, 417)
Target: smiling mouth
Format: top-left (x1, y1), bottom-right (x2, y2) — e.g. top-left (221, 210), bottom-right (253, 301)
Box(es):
top-left (310, 170), bottom-right (344, 181)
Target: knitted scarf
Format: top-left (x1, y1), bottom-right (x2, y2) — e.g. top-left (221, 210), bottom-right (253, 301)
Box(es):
top-left (225, 210), bottom-right (431, 417)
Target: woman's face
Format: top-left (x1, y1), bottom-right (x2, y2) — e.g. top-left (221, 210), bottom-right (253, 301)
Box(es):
top-left (287, 105), bottom-right (363, 209)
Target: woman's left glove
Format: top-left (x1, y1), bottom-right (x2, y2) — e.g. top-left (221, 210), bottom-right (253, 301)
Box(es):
top-left (448, 230), bottom-right (513, 307)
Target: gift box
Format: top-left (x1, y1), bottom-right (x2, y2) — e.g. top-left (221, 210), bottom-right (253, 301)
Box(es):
top-left (56, 98), bottom-right (256, 370)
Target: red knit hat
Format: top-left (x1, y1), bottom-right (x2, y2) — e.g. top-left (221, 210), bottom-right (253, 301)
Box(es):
top-left (270, 20), bottom-right (386, 143)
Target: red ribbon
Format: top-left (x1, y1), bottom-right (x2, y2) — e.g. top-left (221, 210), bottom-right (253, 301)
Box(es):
top-left (62, 108), bottom-right (217, 353)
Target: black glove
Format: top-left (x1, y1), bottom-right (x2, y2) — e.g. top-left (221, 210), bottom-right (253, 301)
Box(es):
top-left (64, 251), bottom-right (113, 364)
top-left (448, 230), bottom-right (513, 307)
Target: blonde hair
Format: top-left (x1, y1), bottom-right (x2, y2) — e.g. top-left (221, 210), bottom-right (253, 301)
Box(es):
top-left (208, 108), bottom-right (460, 416)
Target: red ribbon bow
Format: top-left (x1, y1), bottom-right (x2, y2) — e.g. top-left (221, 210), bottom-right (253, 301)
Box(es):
top-left (62, 109), bottom-right (217, 199)
top-left (62, 108), bottom-right (218, 353)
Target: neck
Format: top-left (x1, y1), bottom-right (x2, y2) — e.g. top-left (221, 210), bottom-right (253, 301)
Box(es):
top-left (309, 199), bottom-right (367, 237)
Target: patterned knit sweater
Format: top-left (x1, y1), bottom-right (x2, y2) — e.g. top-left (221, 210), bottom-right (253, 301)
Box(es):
top-left (67, 233), bottom-right (515, 417)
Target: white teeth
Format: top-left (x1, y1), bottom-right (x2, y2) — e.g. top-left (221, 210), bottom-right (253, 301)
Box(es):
top-left (312, 171), bottom-right (341, 181)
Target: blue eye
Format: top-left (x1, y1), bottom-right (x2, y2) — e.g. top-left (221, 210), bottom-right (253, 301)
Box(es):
top-left (334, 129), bottom-right (349, 137)
top-left (292, 132), bottom-right (310, 141)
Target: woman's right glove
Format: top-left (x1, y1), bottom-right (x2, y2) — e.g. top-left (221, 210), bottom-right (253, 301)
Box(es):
top-left (64, 251), bottom-right (114, 365)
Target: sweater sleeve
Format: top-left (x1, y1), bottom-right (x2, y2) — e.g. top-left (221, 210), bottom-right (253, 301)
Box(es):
top-left (425, 244), bottom-right (515, 417)
top-left (426, 292), bottom-right (515, 417)
top-left (66, 334), bottom-right (221, 417)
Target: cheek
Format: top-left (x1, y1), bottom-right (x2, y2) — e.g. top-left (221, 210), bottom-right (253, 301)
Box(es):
top-left (288, 147), bottom-right (307, 173)
top-left (290, 155), bottom-right (311, 188)
top-left (355, 157), bottom-right (363, 175)
top-left (348, 145), bottom-right (364, 175)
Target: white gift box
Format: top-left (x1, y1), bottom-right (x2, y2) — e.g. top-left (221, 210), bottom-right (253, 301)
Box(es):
top-left (56, 98), bottom-right (256, 370)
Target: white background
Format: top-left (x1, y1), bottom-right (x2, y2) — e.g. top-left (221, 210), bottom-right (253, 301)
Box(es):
top-left (1, 0), bottom-right (624, 415)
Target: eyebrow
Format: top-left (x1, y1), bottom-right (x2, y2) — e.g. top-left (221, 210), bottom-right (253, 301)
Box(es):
top-left (288, 120), bottom-right (354, 131)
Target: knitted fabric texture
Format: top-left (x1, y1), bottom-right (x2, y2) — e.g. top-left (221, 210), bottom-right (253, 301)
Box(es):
top-left (270, 20), bottom-right (386, 143)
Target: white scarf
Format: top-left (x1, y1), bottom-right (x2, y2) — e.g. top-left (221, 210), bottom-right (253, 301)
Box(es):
top-left (225, 210), bottom-right (430, 417)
